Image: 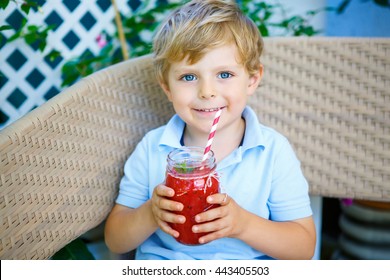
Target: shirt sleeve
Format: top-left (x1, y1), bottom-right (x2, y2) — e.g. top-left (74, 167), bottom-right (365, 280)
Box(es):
top-left (267, 137), bottom-right (313, 221)
top-left (116, 137), bottom-right (150, 208)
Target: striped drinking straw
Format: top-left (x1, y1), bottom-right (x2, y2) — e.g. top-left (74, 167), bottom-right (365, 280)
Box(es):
top-left (202, 109), bottom-right (222, 162)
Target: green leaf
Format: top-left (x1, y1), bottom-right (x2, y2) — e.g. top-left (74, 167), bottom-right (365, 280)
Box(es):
top-left (258, 24), bottom-right (269, 37)
top-left (0, 0), bottom-right (10, 9)
top-left (38, 40), bottom-right (46, 52)
top-left (61, 61), bottom-right (81, 87)
top-left (51, 238), bottom-right (95, 260)
top-left (45, 24), bottom-right (57, 34)
top-left (7, 30), bottom-right (23, 42)
top-left (21, 18), bottom-right (28, 28)
top-left (27, 25), bottom-right (38, 32)
top-left (21, 3), bottom-right (31, 14)
top-left (24, 32), bottom-right (36, 44)
top-left (336, 0), bottom-right (351, 14)
top-left (174, 161), bottom-right (195, 174)
top-left (303, 26), bottom-right (317, 36)
top-left (263, 10), bottom-right (272, 21)
top-left (100, 43), bottom-right (114, 56)
top-left (61, 74), bottom-right (79, 87)
top-left (45, 49), bottom-right (61, 61)
top-left (0, 25), bottom-right (13, 31)
top-left (374, 0), bottom-right (389, 7)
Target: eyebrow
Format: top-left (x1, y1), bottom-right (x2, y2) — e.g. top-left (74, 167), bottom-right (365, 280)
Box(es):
top-left (172, 64), bottom-right (242, 74)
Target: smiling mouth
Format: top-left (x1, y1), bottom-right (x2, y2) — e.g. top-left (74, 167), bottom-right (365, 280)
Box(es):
top-left (195, 107), bottom-right (225, 112)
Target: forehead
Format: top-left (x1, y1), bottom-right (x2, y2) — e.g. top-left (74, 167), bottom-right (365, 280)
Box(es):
top-left (171, 43), bottom-right (243, 69)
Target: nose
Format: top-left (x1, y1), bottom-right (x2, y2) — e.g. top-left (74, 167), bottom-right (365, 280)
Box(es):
top-left (198, 79), bottom-right (216, 99)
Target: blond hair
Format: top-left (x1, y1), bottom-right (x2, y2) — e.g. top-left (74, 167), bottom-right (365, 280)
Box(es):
top-left (153, 0), bottom-right (264, 84)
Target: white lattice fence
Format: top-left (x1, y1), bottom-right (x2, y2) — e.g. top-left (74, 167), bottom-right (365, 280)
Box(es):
top-left (0, 0), bottom-right (149, 129)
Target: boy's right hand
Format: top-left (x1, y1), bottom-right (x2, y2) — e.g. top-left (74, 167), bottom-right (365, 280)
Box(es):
top-left (151, 184), bottom-right (185, 238)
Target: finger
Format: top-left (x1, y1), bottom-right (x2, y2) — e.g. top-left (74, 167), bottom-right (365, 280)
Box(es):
top-left (154, 208), bottom-right (186, 224)
top-left (207, 193), bottom-right (230, 205)
top-left (221, 193), bottom-right (230, 205)
top-left (194, 206), bottom-right (219, 223)
top-left (193, 217), bottom-right (227, 234)
top-left (198, 229), bottom-right (229, 244)
top-left (158, 220), bottom-right (180, 238)
top-left (151, 196), bottom-right (184, 223)
top-left (153, 185), bottom-right (183, 211)
top-left (155, 184), bottom-right (175, 197)
top-left (156, 197), bottom-right (183, 212)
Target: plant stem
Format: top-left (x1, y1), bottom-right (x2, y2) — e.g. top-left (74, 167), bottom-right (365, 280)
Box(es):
top-left (111, 0), bottom-right (129, 60)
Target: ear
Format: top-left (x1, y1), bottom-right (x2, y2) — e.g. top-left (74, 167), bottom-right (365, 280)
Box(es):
top-left (247, 64), bottom-right (264, 96)
top-left (159, 80), bottom-right (173, 101)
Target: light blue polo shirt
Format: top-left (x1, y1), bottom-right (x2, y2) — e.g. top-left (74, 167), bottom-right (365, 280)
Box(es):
top-left (116, 106), bottom-right (312, 260)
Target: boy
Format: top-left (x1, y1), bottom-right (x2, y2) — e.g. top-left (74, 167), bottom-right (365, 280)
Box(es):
top-left (105, 0), bottom-right (316, 260)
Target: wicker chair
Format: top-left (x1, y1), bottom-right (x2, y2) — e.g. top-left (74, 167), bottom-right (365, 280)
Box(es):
top-left (1, 37), bottom-right (390, 260)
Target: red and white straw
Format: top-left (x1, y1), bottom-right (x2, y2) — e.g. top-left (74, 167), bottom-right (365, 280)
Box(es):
top-left (202, 109), bottom-right (222, 161)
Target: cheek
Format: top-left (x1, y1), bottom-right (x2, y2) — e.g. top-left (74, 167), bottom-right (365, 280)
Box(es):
top-left (172, 84), bottom-right (196, 98)
top-left (169, 90), bottom-right (193, 105)
top-left (226, 85), bottom-right (249, 99)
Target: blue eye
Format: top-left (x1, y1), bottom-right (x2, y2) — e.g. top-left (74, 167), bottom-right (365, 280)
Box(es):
top-left (218, 72), bottom-right (232, 79)
top-left (181, 74), bottom-right (197, 81)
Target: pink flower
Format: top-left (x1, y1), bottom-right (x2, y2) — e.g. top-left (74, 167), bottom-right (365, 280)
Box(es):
top-left (96, 33), bottom-right (107, 48)
top-left (341, 198), bottom-right (353, 206)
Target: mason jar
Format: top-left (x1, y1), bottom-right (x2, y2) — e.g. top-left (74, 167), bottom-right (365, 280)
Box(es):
top-left (165, 147), bottom-right (220, 245)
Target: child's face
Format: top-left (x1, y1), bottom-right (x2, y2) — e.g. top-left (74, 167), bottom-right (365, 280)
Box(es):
top-left (161, 43), bottom-right (262, 136)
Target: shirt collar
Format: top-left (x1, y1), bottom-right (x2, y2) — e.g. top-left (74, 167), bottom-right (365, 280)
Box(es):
top-left (158, 106), bottom-right (266, 151)
top-left (240, 106), bottom-right (266, 152)
top-left (158, 114), bottom-right (185, 150)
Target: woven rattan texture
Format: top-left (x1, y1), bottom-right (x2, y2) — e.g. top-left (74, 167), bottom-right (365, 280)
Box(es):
top-left (1, 38), bottom-right (389, 259)
top-left (253, 38), bottom-right (390, 200)
top-left (0, 55), bottom-right (173, 259)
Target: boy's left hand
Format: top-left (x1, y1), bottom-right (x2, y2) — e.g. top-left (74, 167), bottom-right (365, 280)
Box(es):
top-left (192, 193), bottom-right (245, 244)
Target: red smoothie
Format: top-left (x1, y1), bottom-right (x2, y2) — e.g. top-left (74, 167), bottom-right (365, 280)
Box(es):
top-left (166, 171), bottom-right (219, 245)
top-left (165, 147), bottom-right (219, 245)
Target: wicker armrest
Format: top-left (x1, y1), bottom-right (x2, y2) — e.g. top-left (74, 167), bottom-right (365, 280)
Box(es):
top-left (0, 55), bottom-right (173, 259)
top-left (1, 37), bottom-right (389, 259)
